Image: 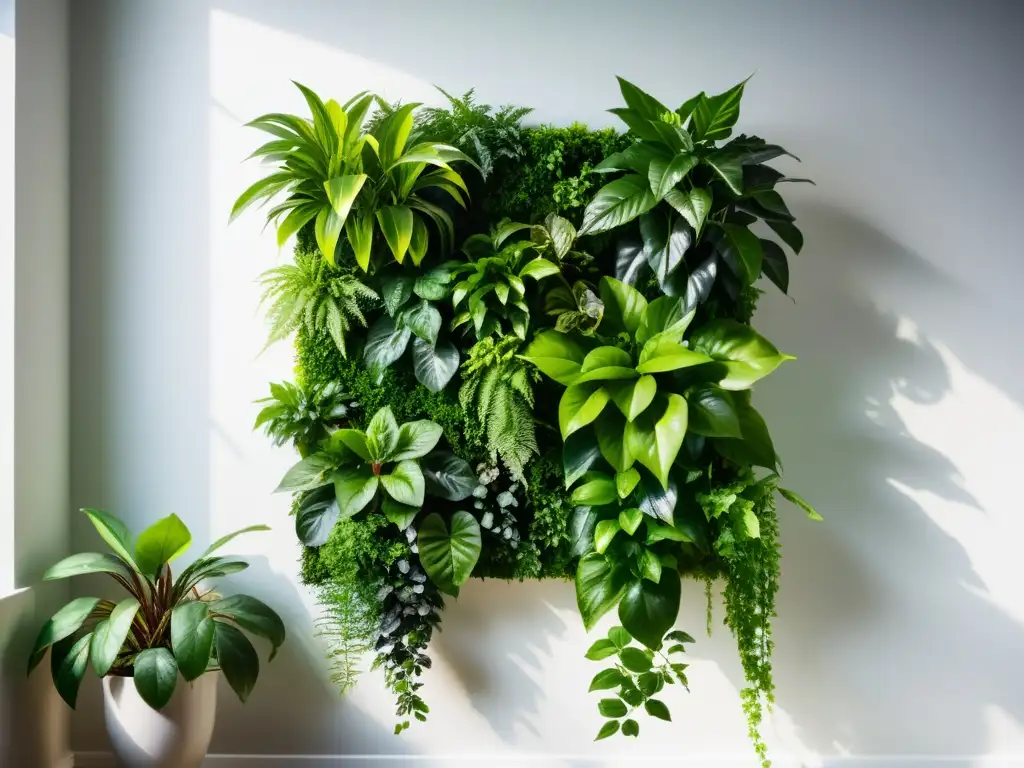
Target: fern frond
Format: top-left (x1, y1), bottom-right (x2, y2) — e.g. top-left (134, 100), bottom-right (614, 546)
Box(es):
top-left (315, 580), bottom-right (376, 694)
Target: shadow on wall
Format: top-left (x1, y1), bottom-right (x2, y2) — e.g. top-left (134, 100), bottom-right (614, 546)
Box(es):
top-left (752, 205), bottom-right (1024, 761)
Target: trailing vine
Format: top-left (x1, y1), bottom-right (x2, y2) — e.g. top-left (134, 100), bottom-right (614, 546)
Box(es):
top-left (234, 76), bottom-right (820, 764)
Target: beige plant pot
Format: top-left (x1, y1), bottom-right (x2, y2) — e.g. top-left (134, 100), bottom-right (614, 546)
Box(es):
top-left (102, 673), bottom-right (217, 768)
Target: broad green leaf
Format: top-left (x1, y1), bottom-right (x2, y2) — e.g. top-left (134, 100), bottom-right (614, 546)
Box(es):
top-left (412, 337), bottom-right (459, 393)
top-left (690, 78), bottom-right (747, 141)
top-left (618, 507), bottom-right (644, 536)
top-left (703, 150), bottom-right (744, 196)
top-left (324, 174), bottom-right (366, 222)
top-left (639, 548), bottom-right (663, 583)
top-left (625, 395), bottom-right (688, 489)
top-left (595, 143), bottom-right (670, 175)
top-left (294, 492), bottom-right (340, 547)
top-left (418, 511), bottom-right (482, 596)
top-left (344, 211), bottom-right (374, 272)
top-left (518, 257), bottom-right (561, 281)
top-left (645, 520), bottom-right (695, 544)
top-left (559, 383), bottom-right (610, 439)
top-left (768, 219), bottom-right (804, 254)
top-left (635, 470), bottom-right (678, 525)
top-left (391, 420), bottom-right (443, 462)
top-left (616, 76), bottom-right (671, 120)
top-left (664, 188), bottom-right (711, 236)
top-left (645, 699), bottom-right (672, 722)
top-left (594, 519), bottom-right (621, 554)
top-left (636, 338), bottom-right (711, 374)
top-left (576, 552), bottom-right (629, 630)
top-left (376, 102), bottom-right (419, 168)
top-left (717, 223), bottom-right (763, 284)
top-left (171, 601), bottom-right (215, 681)
top-left (649, 153), bottom-right (698, 200)
top-left (571, 475), bottom-right (618, 507)
top-left (688, 320), bottom-right (793, 390)
top-left (413, 262), bottom-right (457, 301)
top-left (376, 206), bottom-right (415, 263)
top-left (581, 346), bottom-right (633, 373)
top-left (333, 430), bottom-right (371, 461)
top-left (421, 452), bottom-right (477, 502)
top-left (380, 460), bottom-right (425, 507)
top-left (584, 638), bottom-right (618, 660)
top-left (607, 376), bottom-right (658, 422)
top-left (596, 720), bottom-right (620, 741)
top-left (381, 275), bottom-right (414, 317)
top-left (89, 598), bottom-right (140, 677)
top-left (598, 277), bottom-right (647, 337)
top-left (616, 467), bottom-right (641, 499)
top-left (599, 698), bottom-right (629, 718)
top-left (563, 431), bottom-right (603, 489)
top-left (622, 719), bottom-right (640, 737)
top-left (364, 316), bottom-right (411, 371)
top-left (333, 465), bottom-right (379, 520)
top-left (607, 108), bottom-right (664, 143)
top-left (640, 212), bottom-right (691, 294)
top-left (314, 206), bottom-right (344, 266)
top-left (579, 176), bottom-right (657, 235)
top-left (202, 525), bottom-right (271, 558)
top-left (211, 594), bottom-right (286, 660)
top-left (596, 411), bottom-right (634, 473)
top-left (779, 487), bottom-right (823, 521)
top-left (619, 646), bottom-right (653, 672)
top-left (539, 213), bottom-right (577, 259)
top-left (712, 399), bottom-right (777, 469)
top-left (133, 648), bottom-right (178, 710)
top-left (618, 571), bottom-right (681, 650)
top-left (135, 514), bottom-right (192, 578)
top-left (382, 495), bottom-right (420, 530)
top-left (608, 625), bottom-right (632, 649)
top-left (520, 330), bottom-right (588, 386)
top-left (760, 238), bottom-right (790, 293)
top-left (686, 384), bottom-right (742, 438)
top-left (400, 299), bottom-right (442, 345)
top-left (636, 296), bottom-right (694, 347)
top-left (274, 453), bottom-right (336, 493)
top-left (44, 553), bottom-right (131, 582)
top-left (408, 214), bottom-right (429, 266)
top-left (571, 506), bottom-right (599, 557)
top-left (215, 622), bottom-right (260, 703)
top-left (51, 634), bottom-right (92, 709)
top-left (589, 668), bottom-right (626, 692)
top-left (81, 508), bottom-right (138, 569)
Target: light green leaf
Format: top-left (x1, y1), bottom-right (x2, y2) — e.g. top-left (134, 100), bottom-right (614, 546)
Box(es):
top-left (616, 468), bottom-right (641, 499)
top-left (81, 508), bottom-right (138, 570)
top-left (619, 646), bottom-right (653, 672)
top-left (594, 519), bottom-right (621, 554)
top-left (664, 188), bottom-right (711, 236)
top-left (618, 507), bottom-right (644, 536)
top-left (274, 453), bottom-right (336, 493)
top-left (596, 411), bottom-right (634, 473)
top-left (333, 465), bottom-right (379, 519)
top-left (571, 475), bottom-right (618, 507)
top-left (314, 206), bottom-right (344, 266)
top-left (333, 430), bottom-right (371, 461)
top-left (408, 214), bottom-right (430, 266)
top-left (596, 720), bottom-right (620, 741)
top-left (598, 697), bottom-right (629, 718)
top-left (598, 277), bottom-right (647, 336)
top-left (636, 296), bottom-right (695, 347)
top-left (215, 622), bottom-right (259, 703)
top-left (133, 648), bottom-right (179, 710)
top-left (625, 395), bottom-right (688, 489)
top-left (639, 548), bottom-right (663, 583)
top-left (579, 176), bottom-right (657, 235)
top-left (589, 668), bottom-right (626, 692)
top-left (607, 376), bottom-right (658, 422)
top-left (382, 495), bottom-right (420, 531)
top-left (779, 487), bottom-right (823, 521)
top-left (391, 420), bottom-right (443, 462)
top-left (703, 150), bottom-right (744, 196)
top-left (559, 383), bottom-right (610, 439)
top-left (688, 319), bottom-right (793, 390)
top-left (618, 572), bottom-right (681, 650)
top-left (170, 601), bottom-right (215, 681)
top-left (43, 552), bottom-right (131, 582)
top-left (581, 346), bottom-right (633, 373)
top-left (690, 78), bottom-right (748, 141)
top-left (418, 511), bottom-right (482, 596)
top-left (135, 514), bottom-right (192, 578)
top-left (344, 211), bottom-right (374, 272)
top-left (649, 153), bottom-right (698, 200)
top-left (518, 257), bottom-right (561, 281)
top-left (576, 552), bottom-right (629, 630)
top-left (376, 205), bottom-right (415, 264)
top-left (636, 338), bottom-right (711, 374)
top-left (585, 637), bottom-right (618, 660)
top-left (520, 330), bottom-right (588, 386)
top-left (202, 525), bottom-right (271, 558)
top-left (380, 460), bottom-right (425, 507)
top-left (323, 174), bottom-right (367, 222)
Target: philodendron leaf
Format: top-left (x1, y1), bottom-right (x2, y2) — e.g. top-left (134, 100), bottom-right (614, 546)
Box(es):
top-left (391, 420), bottom-right (443, 462)
top-left (380, 460), bottom-right (425, 507)
top-left (135, 514), bottom-right (192, 579)
top-left (606, 376), bottom-right (658, 422)
top-left (636, 295), bottom-right (694, 347)
top-left (579, 176), bottom-right (658, 235)
top-left (625, 394), bottom-right (688, 489)
top-left (618, 571), bottom-right (681, 650)
top-left (295, 490), bottom-right (340, 547)
top-left (211, 594), bottom-right (286, 661)
top-left (559, 383), bottom-right (611, 439)
top-left (598, 277), bottom-right (647, 337)
top-left (417, 511), bottom-right (482, 596)
top-left (90, 598), bottom-right (140, 677)
top-left (571, 474), bottom-right (618, 507)
top-left (51, 633), bottom-right (92, 709)
top-left (593, 519), bottom-right (621, 554)
top-left (635, 469), bottom-right (678, 525)
top-left (596, 411), bottom-right (634, 474)
top-left (400, 299), bottom-right (442, 345)
top-left (81, 508), bottom-right (138, 570)
top-left (412, 337), bottom-right (459, 393)
top-left (688, 320), bottom-right (793, 390)
top-left (563, 430), bottom-right (603, 489)
top-left (364, 316), bottom-right (412, 371)
top-left (520, 330), bottom-right (588, 386)
top-left (686, 384), bottom-right (742, 438)
top-left (576, 552), bottom-right (629, 630)
top-left (333, 465), bottom-right (379, 520)
top-left (382, 495), bottom-right (419, 530)
top-left (618, 507), bottom-right (644, 536)
top-left (133, 648), bottom-right (179, 710)
top-left (421, 452), bottom-right (477, 502)
top-left (215, 622), bottom-right (259, 703)
top-left (274, 453), bottom-right (336, 493)
top-left (760, 238), bottom-right (789, 294)
top-left (171, 601), bottom-right (215, 681)
top-left (636, 338), bottom-right (711, 374)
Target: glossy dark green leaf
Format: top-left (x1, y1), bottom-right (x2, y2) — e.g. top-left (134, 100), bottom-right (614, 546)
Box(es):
top-left (171, 601), bottom-right (215, 681)
top-left (716, 223), bottom-right (763, 284)
top-left (211, 594), bottom-right (286, 661)
top-left (622, 718), bottom-right (640, 737)
top-left (649, 153), bottom-right (698, 200)
top-left (598, 276), bottom-right (647, 337)
top-left (688, 320), bottom-right (793, 390)
top-left (616, 77), bottom-right (671, 120)
top-left (412, 337), bottom-right (459, 393)
top-left (760, 238), bottom-right (790, 293)
top-left (690, 79), bottom-right (747, 142)
top-left (768, 219), bottom-right (804, 254)
top-left (134, 648), bottom-right (179, 710)
top-left (576, 552), bottom-right (630, 630)
top-left (640, 212), bottom-right (691, 293)
top-left (571, 506), bottom-right (600, 558)
top-left (29, 596), bottom-right (101, 673)
top-left (51, 633), bottom-right (92, 709)
top-left (295, 490), bottom-right (340, 547)
top-left (90, 598), bottom-right (140, 677)
top-left (687, 385), bottom-right (742, 438)
top-left (703, 150), bottom-right (744, 195)
top-left (563, 431), bottom-right (603, 489)
top-left (418, 511), bottom-right (482, 596)
top-left (664, 188), bottom-right (711, 236)
top-left (422, 452), bottom-right (477, 502)
top-left (618, 571), bottom-right (681, 650)
top-left (596, 411), bottom-right (633, 475)
top-left (712, 399), bottom-right (777, 469)
top-left (634, 469), bottom-right (677, 525)
top-left (579, 176), bottom-right (658, 236)
top-left (598, 698), bottom-right (629, 718)
top-left (215, 622), bottom-right (259, 703)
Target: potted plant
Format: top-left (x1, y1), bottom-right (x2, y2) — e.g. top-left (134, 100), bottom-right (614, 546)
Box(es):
top-left (27, 508), bottom-right (285, 768)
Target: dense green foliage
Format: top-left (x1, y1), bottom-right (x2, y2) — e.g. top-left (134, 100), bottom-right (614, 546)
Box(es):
top-left (236, 78), bottom-right (819, 766)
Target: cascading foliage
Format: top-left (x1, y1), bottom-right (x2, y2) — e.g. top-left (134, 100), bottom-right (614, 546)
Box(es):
top-left (236, 78), bottom-right (820, 764)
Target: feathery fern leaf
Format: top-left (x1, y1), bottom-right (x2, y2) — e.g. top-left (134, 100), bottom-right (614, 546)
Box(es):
top-left (315, 581), bottom-right (377, 694)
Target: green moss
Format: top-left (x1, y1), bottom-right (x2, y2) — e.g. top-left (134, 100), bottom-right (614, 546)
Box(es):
top-left (301, 512), bottom-right (408, 588)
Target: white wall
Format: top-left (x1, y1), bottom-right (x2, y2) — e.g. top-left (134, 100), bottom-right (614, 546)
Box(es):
top-left (67, 1), bottom-right (1024, 765)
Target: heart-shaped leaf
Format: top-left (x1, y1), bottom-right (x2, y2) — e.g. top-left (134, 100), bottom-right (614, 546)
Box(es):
top-left (625, 395), bottom-right (688, 489)
top-left (576, 552), bottom-right (629, 630)
top-left (170, 601), bottom-right (215, 681)
top-left (520, 330), bottom-right (588, 386)
top-left (618, 572), bottom-right (681, 650)
top-left (133, 648), bottom-right (179, 710)
top-left (412, 337), bottom-right (459, 393)
top-left (688, 320), bottom-right (793, 390)
top-left (421, 452), bottom-right (477, 501)
top-left (333, 465), bottom-right (379, 520)
top-left (417, 511), bottom-right (482, 596)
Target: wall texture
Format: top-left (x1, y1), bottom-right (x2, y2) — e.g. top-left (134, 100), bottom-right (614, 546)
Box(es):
top-left (68, 1), bottom-right (1024, 765)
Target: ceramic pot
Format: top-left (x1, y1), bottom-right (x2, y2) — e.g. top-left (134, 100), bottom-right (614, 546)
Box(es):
top-left (102, 673), bottom-right (217, 768)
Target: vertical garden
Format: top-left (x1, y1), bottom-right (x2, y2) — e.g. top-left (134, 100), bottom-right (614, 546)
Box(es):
top-left (236, 77), bottom-right (819, 765)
